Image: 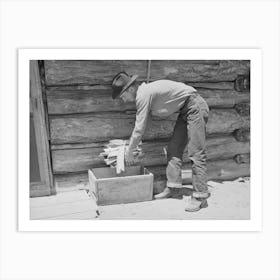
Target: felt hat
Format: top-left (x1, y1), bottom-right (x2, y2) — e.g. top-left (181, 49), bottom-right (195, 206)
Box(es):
top-left (111, 72), bottom-right (138, 99)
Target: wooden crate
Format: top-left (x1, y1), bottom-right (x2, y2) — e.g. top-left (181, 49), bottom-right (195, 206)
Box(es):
top-left (88, 166), bottom-right (154, 206)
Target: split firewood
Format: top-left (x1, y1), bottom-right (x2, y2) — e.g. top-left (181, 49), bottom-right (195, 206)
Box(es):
top-left (99, 139), bottom-right (143, 173)
top-left (116, 145), bottom-right (125, 174)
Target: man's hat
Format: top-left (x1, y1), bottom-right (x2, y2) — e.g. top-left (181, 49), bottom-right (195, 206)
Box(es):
top-left (111, 72), bottom-right (138, 99)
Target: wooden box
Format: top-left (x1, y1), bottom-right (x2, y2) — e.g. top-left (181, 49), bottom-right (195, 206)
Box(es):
top-left (88, 166), bottom-right (154, 206)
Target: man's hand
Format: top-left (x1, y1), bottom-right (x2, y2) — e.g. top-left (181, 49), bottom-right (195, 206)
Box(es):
top-left (125, 149), bottom-right (135, 166)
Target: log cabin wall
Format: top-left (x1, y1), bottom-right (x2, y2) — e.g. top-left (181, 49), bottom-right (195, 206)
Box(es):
top-left (41, 60), bottom-right (250, 193)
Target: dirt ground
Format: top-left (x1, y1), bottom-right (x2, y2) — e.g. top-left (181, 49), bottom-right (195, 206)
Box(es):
top-left (98, 178), bottom-right (250, 220)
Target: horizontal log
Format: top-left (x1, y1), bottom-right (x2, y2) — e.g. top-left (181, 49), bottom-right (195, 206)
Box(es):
top-left (54, 159), bottom-right (250, 194)
top-left (152, 159), bottom-right (250, 194)
top-left (46, 87), bottom-right (250, 115)
top-left (52, 142), bottom-right (104, 150)
top-left (194, 159), bottom-right (250, 181)
top-left (132, 159), bottom-right (250, 181)
top-left (44, 60), bottom-right (148, 86)
top-left (50, 134), bottom-right (250, 151)
top-left (199, 89), bottom-right (249, 109)
top-left (52, 147), bottom-right (103, 173)
top-left (54, 172), bottom-right (88, 192)
top-left (47, 81), bottom-right (235, 92)
top-left (47, 86), bottom-right (132, 114)
top-left (49, 109), bottom-right (250, 144)
top-left (150, 60), bottom-right (250, 82)
top-left (52, 135), bottom-right (250, 173)
top-left (44, 60), bottom-right (250, 86)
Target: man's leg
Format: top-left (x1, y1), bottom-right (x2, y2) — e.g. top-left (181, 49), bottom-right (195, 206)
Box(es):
top-left (154, 114), bottom-right (188, 199)
top-left (185, 95), bottom-right (209, 211)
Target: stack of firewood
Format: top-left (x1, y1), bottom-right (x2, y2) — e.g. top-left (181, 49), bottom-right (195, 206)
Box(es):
top-left (99, 139), bottom-right (143, 173)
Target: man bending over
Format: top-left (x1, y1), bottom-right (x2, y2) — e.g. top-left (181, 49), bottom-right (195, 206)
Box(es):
top-left (112, 72), bottom-right (210, 212)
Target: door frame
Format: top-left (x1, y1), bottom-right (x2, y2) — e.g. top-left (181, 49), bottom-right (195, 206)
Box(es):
top-left (30, 60), bottom-right (55, 197)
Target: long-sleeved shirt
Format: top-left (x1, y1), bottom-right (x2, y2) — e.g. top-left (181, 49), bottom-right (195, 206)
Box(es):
top-left (127, 80), bottom-right (197, 152)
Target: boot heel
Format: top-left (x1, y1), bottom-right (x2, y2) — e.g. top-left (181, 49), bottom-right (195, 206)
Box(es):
top-left (200, 199), bottom-right (208, 209)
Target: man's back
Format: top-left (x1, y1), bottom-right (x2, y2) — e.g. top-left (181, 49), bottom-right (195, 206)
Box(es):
top-left (136, 80), bottom-right (196, 117)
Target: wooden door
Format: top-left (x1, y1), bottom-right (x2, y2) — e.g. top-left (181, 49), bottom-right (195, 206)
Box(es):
top-left (30, 60), bottom-right (55, 197)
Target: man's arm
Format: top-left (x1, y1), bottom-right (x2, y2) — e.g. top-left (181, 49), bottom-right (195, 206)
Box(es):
top-left (126, 93), bottom-right (152, 154)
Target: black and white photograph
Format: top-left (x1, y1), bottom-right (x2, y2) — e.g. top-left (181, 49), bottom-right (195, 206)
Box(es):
top-left (29, 57), bottom-right (252, 220)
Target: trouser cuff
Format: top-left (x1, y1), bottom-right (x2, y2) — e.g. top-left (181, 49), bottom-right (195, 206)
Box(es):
top-left (167, 182), bottom-right (183, 188)
top-left (192, 191), bottom-right (210, 199)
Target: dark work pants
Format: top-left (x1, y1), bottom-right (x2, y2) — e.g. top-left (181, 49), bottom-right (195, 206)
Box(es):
top-left (166, 93), bottom-right (209, 193)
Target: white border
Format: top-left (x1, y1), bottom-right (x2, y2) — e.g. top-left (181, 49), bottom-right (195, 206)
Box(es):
top-left (18, 49), bottom-right (262, 231)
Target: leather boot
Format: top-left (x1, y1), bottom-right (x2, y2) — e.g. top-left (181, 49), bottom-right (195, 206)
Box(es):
top-left (185, 197), bottom-right (208, 212)
top-left (154, 187), bottom-right (172, 199)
